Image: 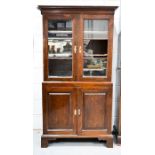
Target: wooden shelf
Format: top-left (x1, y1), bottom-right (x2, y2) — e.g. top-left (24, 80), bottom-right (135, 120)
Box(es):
top-left (48, 57), bottom-right (72, 59)
top-left (49, 53), bottom-right (71, 57)
top-left (84, 38), bottom-right (108, 40)
top-left (48, 75), bottom-right (72, 78)
top-left (84, 54), bottom-right (108, 57)
top-left (48, 30), bottom-right (72, 33)
top-left (84, 68), bottom-right (106, 71)
top-left (48, 38), bottom-right (72, 40)
top-left (84, 31), bottom-right (108, 34)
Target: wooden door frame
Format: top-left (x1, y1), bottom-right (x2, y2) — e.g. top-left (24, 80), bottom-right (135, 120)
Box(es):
top-left (77, 14), bottom-right (114, 82)
top-left (77, 86), bottom-right (113, 136)
top-left (42, 84), bottom-right (77, 135)
top-left (43, 14), bottom-right (78, 81)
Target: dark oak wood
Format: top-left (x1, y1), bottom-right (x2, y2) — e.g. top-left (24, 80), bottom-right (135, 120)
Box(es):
top-left (106, 136), bottom-right (113, 148)
top-left (98, 135), bottom-right (113, 148)
top-left (42, 86), bottom-right (77, 135)
top-left (41, 137), bottom-right (48, 148)
top-left (38, 5), bottom-right (117, 148)
top-left (78, 14), bottom-right (114, 81)
top-left (38, 5), bottom-right (118, 10)
top-left (42, 82), bottom-right (113, 146)
top-left (38, 6), bottom-right (118, 15)
top-left (47, 93), bottom-right (72, 129)
top-left (78, 86), bottom-right (112, 136)
top-left (40, 6), bottom-right (117, 82)
top-left (83, 93), bottom-right (106, 129)
top-left (43, 14), bottom-right (77, 81)
top-left (41, 136), bottom-right (57, 148)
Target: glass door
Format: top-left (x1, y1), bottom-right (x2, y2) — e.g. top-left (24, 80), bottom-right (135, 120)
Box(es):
top-left (79, 15), bottom-right (113, 81)
top-left (45, 15), bottom-right (76, 80)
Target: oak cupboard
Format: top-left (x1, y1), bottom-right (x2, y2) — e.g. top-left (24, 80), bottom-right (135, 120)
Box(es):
top-left (38, 5), bottom-right (118, 148)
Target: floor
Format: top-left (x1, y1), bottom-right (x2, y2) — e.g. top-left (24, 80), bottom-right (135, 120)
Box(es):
top-left (33, 130), bottom-right (121, 155)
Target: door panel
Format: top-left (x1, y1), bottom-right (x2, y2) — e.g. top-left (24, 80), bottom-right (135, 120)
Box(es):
top-left (47, 93), bottom-right (72, 129)
top-left (43, 84), bottom-right (77, 135)
top-left (83, 93), bottom-right (106, 130)
top-left (78, 15), bottom-right (114, 81)
top-left (43, 15), bottom-right (77, 81)
top-left (78, 86), bottom-right (112, 136)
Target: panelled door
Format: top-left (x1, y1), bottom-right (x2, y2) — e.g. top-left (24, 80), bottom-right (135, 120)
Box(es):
top-left (43, 85), bottom-right (77, 135)
top-left (77, 14), bottom-right (114, 81)
top-left (78, 86), bottom-right (112, 136)
top-left (43, 84), bottom-right (112, 136)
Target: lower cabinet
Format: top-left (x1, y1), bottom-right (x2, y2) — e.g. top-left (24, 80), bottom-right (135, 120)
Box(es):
top-left (41, 82), bottom-right (113, 148)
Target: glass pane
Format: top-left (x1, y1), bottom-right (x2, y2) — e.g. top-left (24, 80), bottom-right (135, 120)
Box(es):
top-left (48, 20), bottom-right (72, 77)
top-left (83, 20), bottom-right (108, 77)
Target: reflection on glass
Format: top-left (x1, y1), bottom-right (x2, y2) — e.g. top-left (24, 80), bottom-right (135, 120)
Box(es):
top-left (84, 20), bottom-right (108, 39)
top-left (48, 20), bottom-right (72, 77)
top-left (83, 20), bottom-right (108, 77)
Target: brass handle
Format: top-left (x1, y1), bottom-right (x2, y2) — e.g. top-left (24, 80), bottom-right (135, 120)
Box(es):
top-left (74, 109), bottom-right (80, 115)
top-left (74, 46), bottom-right (77, 54)
top-left (74, 109), bottom-right (77, 115)
top-left (79, 46), bottom-right (82, 54)
top-left (78, 109), bottom-right (81, 115)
